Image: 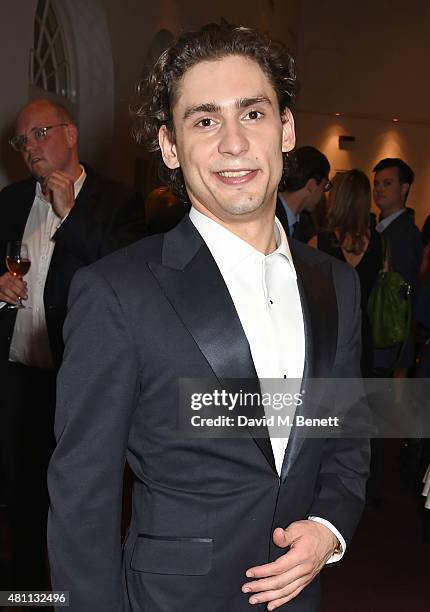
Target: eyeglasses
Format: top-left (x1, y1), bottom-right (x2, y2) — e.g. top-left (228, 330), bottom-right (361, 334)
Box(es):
top-left (9, 123), bottom-right (69, 151)
top-left (323, 179), bottom-right (333, 193)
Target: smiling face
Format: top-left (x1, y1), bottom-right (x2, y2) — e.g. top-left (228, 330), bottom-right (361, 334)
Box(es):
top-left (15, 100), bottom-right (78, 182)
top-left (373, 167), bottom-right (409, 217)
top-left (159, 55), bottom-right (295, 225)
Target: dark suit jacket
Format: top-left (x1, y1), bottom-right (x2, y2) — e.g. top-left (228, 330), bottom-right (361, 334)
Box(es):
top-left (380, 210), bottom-right (422, 289)
top-left (374, 210), bottom-right (422, 370)
top-left (0, 166), bottom-right (146, 370)
top-left (276, 197), bottom-right (316, 243)
top-left (414, 275), bottom-right (430, 377)
top-left (276, 196), bottom-right (292, 236)
top-left (48, 216), bottom-right (369, 611)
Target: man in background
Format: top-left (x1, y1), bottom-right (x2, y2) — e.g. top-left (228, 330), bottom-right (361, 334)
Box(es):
top-left (368, 158), bottom-right (422, 504)
top-left (276, 145), bottom-right (331, 242)
top-left (372, 157), bottom-right (422, 375)
top-left (0, 99), bottom-right (146, 590)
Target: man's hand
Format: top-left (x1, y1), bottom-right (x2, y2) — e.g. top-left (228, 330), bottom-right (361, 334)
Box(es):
top-left (42, 170), bottom-right (75, 219)
top-left (242, 520), bottom-right (338, 610)
top-left (0, 271), bottom-right (27, 305)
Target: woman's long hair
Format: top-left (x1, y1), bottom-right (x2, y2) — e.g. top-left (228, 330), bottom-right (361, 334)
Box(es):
top-left (324, 169), bottom-right (371, 254)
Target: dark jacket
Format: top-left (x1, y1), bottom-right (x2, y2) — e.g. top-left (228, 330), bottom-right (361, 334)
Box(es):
top-left (48, 216), bottom-right (369, 612)
top-left (0, 166), bottom-right (146, 369)
top-left (275, 197), bottom-right (316, 243)
top-left (374, 210), bottom-right (422, 370)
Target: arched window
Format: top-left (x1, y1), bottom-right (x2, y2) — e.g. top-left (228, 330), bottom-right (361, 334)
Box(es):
top-left (27, 0), bottom-right (114, 172)
top-left (30, 0), bottom-right (76, 102)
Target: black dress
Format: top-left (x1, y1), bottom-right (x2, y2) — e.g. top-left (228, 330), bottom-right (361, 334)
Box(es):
top-left (317, 227), bottom-right (382, 376)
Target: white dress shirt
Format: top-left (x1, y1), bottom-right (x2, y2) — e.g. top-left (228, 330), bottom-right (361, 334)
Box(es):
top-left (375, 208), bottom-right (406, 233)
top-left (189, 206), bottom-right (345, 561)
top-left (8, 167), bottom-right (86, 369)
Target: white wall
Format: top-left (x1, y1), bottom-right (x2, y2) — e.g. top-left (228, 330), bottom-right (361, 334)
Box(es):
top-left (295, 112), bottom-right (430, 228)
top-left (295, 0), bottom-right (430, 229)
top-left (0, 0), bottom-right (37, 186)
top-left (60, 0), bottom-right (115, 172)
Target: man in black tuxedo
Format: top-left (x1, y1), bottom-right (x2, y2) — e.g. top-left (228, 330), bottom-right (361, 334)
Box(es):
top-left (48, 25), bottom-right (369, 611)
top-left (276, 146), bottom-right (331, 242)
top-left (0, 99), bottom-right (146, 590)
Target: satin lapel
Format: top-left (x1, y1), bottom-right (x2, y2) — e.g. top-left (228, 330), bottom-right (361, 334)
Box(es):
top-left (281, 247), bottom-right (338, 481)
top-left (148, 217), bottom-right (277, 473)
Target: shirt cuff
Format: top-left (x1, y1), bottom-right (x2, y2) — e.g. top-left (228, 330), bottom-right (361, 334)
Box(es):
top-left (57, 210), bottom-right (71, 227)
top-left (308, 516), bottom-right (346, 563)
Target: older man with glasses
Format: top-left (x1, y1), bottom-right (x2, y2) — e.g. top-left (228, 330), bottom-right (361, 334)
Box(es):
top-left (0, 98), bottom-right (146, 592)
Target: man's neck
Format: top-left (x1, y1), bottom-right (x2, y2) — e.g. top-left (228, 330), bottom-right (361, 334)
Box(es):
top-left (192, 205), bottom-right (277, 255)
top-left (67, 159), bottom-right (84, 183)
top-left (279, 190), bottom-right (304, 216)
top-left (232, 218), bottom-right (277, 254)
top-left (380, 203), bottom-right (404, 219)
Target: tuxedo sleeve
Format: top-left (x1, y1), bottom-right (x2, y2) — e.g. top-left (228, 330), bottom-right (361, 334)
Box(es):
top-left (308, 265), bottom-right (370, 547)
top-left (47, 264), bottom-right (139, 611)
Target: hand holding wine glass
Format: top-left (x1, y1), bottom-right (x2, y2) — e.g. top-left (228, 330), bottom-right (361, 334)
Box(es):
top-left (4, 241), bottom-right (31, 309)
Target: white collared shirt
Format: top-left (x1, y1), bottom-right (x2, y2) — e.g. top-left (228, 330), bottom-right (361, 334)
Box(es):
top-left (8, 166), bottom-right (86, 369)
top-left (189, 206), bottom-right (345, 561)
top-left (375, 208), bottom-right (406, 233)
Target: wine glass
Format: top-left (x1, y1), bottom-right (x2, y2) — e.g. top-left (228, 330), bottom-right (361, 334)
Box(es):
top-left (5, 241), bottom-right (31, 309)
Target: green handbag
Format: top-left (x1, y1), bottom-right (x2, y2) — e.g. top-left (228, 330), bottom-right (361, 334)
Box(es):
top-left (367, 236), bottom-right (411, 348)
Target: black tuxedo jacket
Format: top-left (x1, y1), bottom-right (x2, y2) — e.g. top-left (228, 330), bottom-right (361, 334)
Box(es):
top-left (0, 167), bottom-right (146, 370)
top-left (48, 216), bottom-right (369, 611)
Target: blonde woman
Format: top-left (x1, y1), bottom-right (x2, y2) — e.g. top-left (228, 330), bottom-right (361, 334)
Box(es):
top-left (311, 169), bottom-right (382, 376)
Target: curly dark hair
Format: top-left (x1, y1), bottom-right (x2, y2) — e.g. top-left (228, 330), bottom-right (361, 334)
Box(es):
top-left (132, 23), bottom-right (296, 201)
